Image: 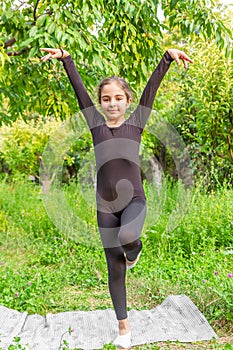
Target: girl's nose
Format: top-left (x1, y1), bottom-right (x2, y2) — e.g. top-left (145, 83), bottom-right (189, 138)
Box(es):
top-left (109, 99), bottom-right (116, 106)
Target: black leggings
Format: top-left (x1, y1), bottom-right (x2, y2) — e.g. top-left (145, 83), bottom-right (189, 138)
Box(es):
top-left (97, 198), bottom-right (146, 320)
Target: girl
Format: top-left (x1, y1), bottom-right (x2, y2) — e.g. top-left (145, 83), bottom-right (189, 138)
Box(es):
top-left (40, 47), bottom-right (193, 349)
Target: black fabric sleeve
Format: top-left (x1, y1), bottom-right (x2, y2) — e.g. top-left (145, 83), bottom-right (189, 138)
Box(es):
top-left (129, 51), bottom-right (174, 129)
top-left (61, 56), bottom-right (105, 129)
top-left (61, 55), bottom-right (94, 109)
top-left (139, 51), bottom-right (173, 108)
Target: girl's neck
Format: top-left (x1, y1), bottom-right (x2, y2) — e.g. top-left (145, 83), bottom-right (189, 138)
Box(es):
top-left (106, 117), bottom-right (125, 128)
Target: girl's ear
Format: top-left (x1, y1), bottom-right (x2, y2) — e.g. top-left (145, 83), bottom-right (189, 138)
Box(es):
top-left (127, 98), bottom-right (132, 107)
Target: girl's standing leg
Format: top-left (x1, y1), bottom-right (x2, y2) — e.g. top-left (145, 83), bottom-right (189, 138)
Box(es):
top-left (97, 200), bottom-right (146, 347)
top-left (98, 210), bottom-right (131, 347)
top-left (98, 211), bottom-right (129, 323)
top-left (104, 246), bottom-right (130, 334)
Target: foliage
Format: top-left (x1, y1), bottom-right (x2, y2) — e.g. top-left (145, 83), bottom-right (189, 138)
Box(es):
top-left (0, 116), bottom-right (93, 180)
top-left (162, 0), bottom-right (232, 54)
top-left (0, 0), bottom-right (232, 123)
top-left (138, 31), bottom-right (233, 187)
top-left (0, 116), bottom-right (60, 178)
top-left (170, 40), bottom-right (233, 185)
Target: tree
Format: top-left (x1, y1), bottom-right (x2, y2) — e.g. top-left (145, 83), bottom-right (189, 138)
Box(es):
top-left (142, 31), bottom-right (233, 186)
top-left (140, 5), bottom-right (233, 186)
top-left (0, 0), bottom-right (232, 124)
top-left (173, 40), bottom-right (233, 185)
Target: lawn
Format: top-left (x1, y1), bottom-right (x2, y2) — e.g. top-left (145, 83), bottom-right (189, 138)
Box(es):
top-left (0, 179), bottom-right (232, 349)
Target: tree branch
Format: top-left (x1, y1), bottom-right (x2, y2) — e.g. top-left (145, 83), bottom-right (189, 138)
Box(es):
top-left (4, 38), bottom-right (16, 48)
top-left (33, 0), bottom-right (40, 24)
top-left (7, 48), bottom-right (28, 56)
top-left (215, 151), bottom-right (226, 159)
top-left (15, 1), bottom-right (30, 11)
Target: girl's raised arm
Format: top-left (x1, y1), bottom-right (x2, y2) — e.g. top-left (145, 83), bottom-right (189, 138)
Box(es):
top-left (40, 48), bottom-right (95, 111)
top-left (130, 49), bottom-right (193, 129)
top-left (139, 49), bottom-right (193, 110)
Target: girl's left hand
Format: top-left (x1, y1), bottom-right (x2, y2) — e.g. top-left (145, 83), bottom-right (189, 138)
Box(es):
top-left (167, 49), bottom-right (194, 69)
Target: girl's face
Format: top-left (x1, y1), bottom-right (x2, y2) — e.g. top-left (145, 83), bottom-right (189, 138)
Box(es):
top-left (100, 82), bottom-right (132, 122)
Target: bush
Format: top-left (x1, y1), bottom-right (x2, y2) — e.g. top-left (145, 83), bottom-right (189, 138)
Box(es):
top-left (0, 116), bottom-right (93, 183)
top-left (0, 116), bottom-right (61, 179)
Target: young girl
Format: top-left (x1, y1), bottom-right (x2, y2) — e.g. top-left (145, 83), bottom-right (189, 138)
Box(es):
top-left (41, 47), bottom-right (193, 349)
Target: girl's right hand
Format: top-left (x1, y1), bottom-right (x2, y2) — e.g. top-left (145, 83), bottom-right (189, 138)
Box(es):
top-left (40, 48), bottom-right (70, 62)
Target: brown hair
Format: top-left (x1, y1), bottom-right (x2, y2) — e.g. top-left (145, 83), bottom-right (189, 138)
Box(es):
top-left (98, 76), bottom-right (133, 103)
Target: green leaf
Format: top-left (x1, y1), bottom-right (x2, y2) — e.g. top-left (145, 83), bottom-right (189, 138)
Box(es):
top-left (29, 25), bottom-right (38, 38)
top-left (1, 13), bottom-right (7, 23)
top-left (64, 10), bottom-right (74, 21)
top-left (216, 29), bottom-right (221, 43)
top-left (207, 23), bottom-right (212, 38)
top-left (51, 3), bottom-right (59, 11)
top-left (141, 60), bottom-right (148, 77)
top-left (21, 37), bottom-right (35, 47)
top-left (83, 3), bottom-right (89, 14)
top-left (36, 14), bottom-right (47, 27)
top-left (55, 27), bottom-right (64, 43)
top-left (170, 0), bottom-right (179, 10)
top-left (28, 46), bottom-right (38, 58)
top-left (5, 9), bottom-right (14, 19)
top-left (129, 23), bottom-right (137, 37)
top-left (225, 42), bottom-right (230, 58)
top-left (47, 22), bottom-right (56, 35)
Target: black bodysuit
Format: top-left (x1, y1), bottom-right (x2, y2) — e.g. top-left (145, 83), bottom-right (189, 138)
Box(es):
top-left (61, 52), bottom-right (173, 320)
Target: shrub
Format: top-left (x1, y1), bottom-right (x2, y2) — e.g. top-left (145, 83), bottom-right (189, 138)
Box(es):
top-left (0, 116), bottom-right (61, 179)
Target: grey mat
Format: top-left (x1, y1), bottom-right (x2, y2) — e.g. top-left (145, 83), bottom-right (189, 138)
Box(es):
top-left (0, 295), bottom-right (217, 349)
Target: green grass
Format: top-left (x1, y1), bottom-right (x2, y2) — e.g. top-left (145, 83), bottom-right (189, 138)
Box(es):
top-left (0, 179), bottom-right (232, 349)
